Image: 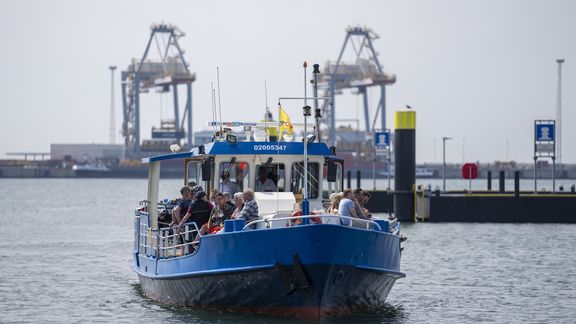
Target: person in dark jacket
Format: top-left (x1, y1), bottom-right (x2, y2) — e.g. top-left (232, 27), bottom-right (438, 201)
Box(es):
top-left (179, 190), bottom-right (213, 231)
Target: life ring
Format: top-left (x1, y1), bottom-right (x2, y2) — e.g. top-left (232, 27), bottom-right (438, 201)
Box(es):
top-left (290, 211), bottom-right (322, 225)
top-left (208, 225), bottom-right (221, 234)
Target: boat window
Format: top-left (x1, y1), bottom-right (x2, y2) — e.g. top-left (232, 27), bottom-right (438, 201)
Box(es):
top-left (186, 160), bottom-right (202, 188)
top-left (218, 161), bottom-right (249, 194)
top-left (291, 162), bottom-right (319, 199)
top-left (323, 161), bottom-right (343, 199)
top-left (255, 163), bottom-right (285, 192)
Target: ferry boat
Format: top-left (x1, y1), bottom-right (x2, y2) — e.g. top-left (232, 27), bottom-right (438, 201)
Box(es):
top-left (131, 127), bottom-right (405, 319)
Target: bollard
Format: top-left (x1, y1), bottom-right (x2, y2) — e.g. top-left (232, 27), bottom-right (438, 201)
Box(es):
top-left (487, 171), bottom-right (492, 191)
top-left (347, 170), bottom-right (352, 189)
top-left (514, 171), bottom-right (520, 197)
top-left (393, 110), bottom-right (416, 221)
top-left (356, 170), bottom-right (361, 189)
top-left (499, 170), bottom-right (505, 193)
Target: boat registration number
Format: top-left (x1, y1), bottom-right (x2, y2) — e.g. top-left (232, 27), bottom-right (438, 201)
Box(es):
top-left (253, 144), bottom-right (287, 151)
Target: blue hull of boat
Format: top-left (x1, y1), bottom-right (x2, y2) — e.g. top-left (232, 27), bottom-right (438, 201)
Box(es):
top-left (133, 224), bottom-right (404, 318)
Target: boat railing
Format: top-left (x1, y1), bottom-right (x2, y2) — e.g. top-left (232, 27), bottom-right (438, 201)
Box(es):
top-left (244, 214), bottom-right (398, 234)
top-left (134, 211), bottom-right (201, 259)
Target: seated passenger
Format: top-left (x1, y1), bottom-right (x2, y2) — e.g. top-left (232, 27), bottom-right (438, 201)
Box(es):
top-left (237, 188), bottom-right (259, 228)
top-left (361, 191), bottom-right (372, 218)
top-left (209, 189), bottom-right (219, 205)
top-left (231, 192), bottom-right (244, 219)
top-left (223, 192), bottom-right (235, 209)
top-left (219, 171), bottom-right (240, 195)
top-left (353, 188), bottom-right (371, 219)
top-left (338, 189), bottom-right (357, 225)
top-left (256, 167), bottom-right (276, 192)
top-left (198, 192), bottom-right (234, 235)
top-left (329, 192), bottom-right (343, 214)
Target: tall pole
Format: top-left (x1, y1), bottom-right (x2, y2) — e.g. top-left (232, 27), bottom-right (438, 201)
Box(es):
top-left (109, 66), bottom-right (117, 144)
top-left (302, 62), bottom-right (310, 219)
top-left (556, 59), bottom-right (565, 166)
top-left (442, 137), bottom-right (452, 192)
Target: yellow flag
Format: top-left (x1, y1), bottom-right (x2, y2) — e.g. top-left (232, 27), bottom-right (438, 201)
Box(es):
top-left (278, 107), bottom-right (293, 140)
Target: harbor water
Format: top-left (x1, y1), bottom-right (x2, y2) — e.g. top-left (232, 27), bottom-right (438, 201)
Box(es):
top-left (1, 179), bottom-right (575, 323)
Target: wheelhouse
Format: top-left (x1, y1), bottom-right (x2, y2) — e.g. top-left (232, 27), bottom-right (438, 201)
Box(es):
top-left (142, 141), bottom-right (344, 229)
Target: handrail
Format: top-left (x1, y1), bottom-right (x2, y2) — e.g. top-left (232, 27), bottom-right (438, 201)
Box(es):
top-left (242, 214), bottom-right (386, 232)
top-left (136, 212), bottom-right (202, 259)
top-left (135, 212), bottom-right (401, 260)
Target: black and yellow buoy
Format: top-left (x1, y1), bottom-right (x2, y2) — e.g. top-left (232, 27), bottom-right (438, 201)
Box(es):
top-left (393, 109), bottom-right (416, 221)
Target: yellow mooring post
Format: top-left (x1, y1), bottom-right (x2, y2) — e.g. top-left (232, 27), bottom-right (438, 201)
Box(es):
top-left (394, 109), bottom-right (417, 222)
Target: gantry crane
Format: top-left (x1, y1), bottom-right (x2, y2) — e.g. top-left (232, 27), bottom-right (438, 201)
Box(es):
top-left (121, 23), bottom-right (196, 159)
top-left (319, 26), bottom-right (396, 145)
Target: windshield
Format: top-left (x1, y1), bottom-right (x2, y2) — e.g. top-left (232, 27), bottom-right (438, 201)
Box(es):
top-left (291, 162), bottom-right (319, 199)
top-left (218, 161), bottom-right (249, 195)
top-left (255, 163), bottom-right (285, 192)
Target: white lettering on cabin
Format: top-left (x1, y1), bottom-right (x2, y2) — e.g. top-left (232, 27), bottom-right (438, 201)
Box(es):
top-left (253, 145), bottom-right (287, 151)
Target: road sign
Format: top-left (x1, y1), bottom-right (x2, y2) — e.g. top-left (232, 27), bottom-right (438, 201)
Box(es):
top-left (375, 148), bottom-right (389, 158)
top-left (535, 124), bottom-right (555, 142)
top-left (533, 120), bottom-right (557, 194)
top-left (374, 131), bottom-right (390, 148)
top-left (536, 143), bottom-right (554, 153)
top-left (462, 163), bottom-right (478, 179)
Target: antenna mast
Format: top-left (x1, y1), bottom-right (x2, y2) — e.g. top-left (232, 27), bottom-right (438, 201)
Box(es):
top-left (217, 67), bottom-right (223, 134)
top-left (264, 80), bottom-right (269, 139)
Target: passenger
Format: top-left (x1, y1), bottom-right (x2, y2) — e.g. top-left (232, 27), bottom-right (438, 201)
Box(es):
top-left (353, 188), bottom-right (371, 219)
top-left (179, 190), bottom-right (212, 232)
top-left (219, 171), bottom-right (240, 195)
top-left (329, 192), bottom-right (343, 214)
top-left (223, 192), bottom-right (235, 209)
top-left (338, 189), bottom-right (357, 225)
top-left (362, 191), bottom-right (372, 217)
top-left (209, 189), bottom-right (219, 205)
top-left (198, 192), bottom-right (235, 236)
top-left (255, 167), bottom-right (276, 192)
top-left (237, 188), bottom-right (259, 228)
top-left (169, 186), bottom-right (193, 228)
top-left (231, 192), bottom-right (244, 219)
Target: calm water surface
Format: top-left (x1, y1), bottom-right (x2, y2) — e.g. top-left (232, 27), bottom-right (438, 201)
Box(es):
top-left (1, 179), bottom-right (575, 323)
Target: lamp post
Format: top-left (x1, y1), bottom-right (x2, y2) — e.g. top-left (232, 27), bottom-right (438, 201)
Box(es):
top-left (442, 137), bottom-right (452, 192)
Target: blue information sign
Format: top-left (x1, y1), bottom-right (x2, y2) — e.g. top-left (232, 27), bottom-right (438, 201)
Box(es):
top-left (374, 131), bottom-right (390, 147)
top-left (535, 124), bottom-right (555, 142)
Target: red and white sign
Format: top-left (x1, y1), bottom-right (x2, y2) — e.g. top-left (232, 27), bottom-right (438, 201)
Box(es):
top-left (462, 163), bottom-right (478, 179)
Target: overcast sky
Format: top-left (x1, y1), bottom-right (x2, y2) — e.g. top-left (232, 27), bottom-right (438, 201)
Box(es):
top-left (1, 0), bottom-right (574, 163)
